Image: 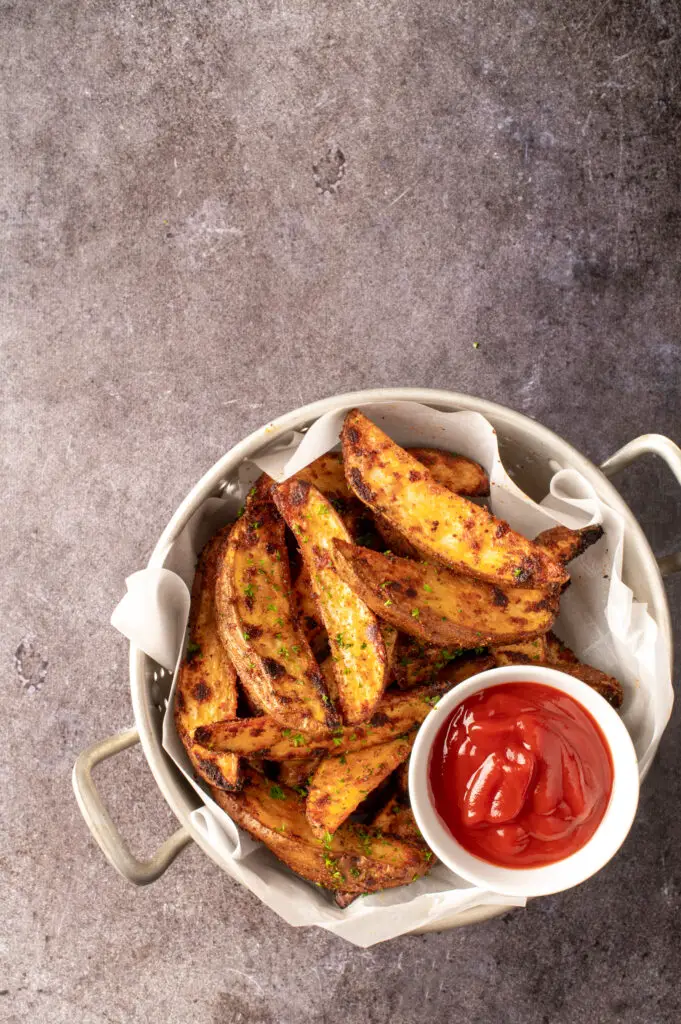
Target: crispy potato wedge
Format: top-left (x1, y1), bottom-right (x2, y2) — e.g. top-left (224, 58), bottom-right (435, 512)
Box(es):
top-left (278, 759), bottom-right (322, 791)
top-left (335, 793), bottom-right (433, 905)
top-left (294, 452), bottom-right (367, 536)
top-left (306, 736), bottom-right (414, 838)
top-left (374, 449), bottom-right (490, 556)
top-left (341, 409), bottom-right (567, 589)
top-left (372, 795), bottom-right (425, 843)
top-left (332, 540), bottom-right (559, 647)
top-left (196, 680), bottom-right (452, 759)
top-left (394, 635), bottom-right (467, 689)
top-left (545, 630), bottom-right (580, 667)
top-left (273, 479), bottom-right (389, 724)
top-left (493, 636), bottom-right (548, 663)
top-left (296, 448), bottom-right (489, 501)
top-left (214, 491), bottom-right (337, 735)
top-left (175, 529), bottom-right (241, 791)
top-left (291, 562), bottom-right (327, 656)
top-left (211, 767), bottom-right (432, 894)
top-left (437, 652), bottom-right (497, 686)
top-left (535, 524), bottom-right (604, 564)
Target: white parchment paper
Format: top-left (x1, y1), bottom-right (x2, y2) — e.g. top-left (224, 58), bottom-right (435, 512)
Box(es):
top-left (112, 401), bottom-right (673, 947)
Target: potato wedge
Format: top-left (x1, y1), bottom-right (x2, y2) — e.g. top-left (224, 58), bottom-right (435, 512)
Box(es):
top-left (534, 524), bottom-right (604, 564)
top-left (175, 529), bottom-right (241, 791)
top-left (296, 448), bottom-right (489, 501)
top-left (332, 540), bottom-right (558, 647)
top-left (374, 449), bottom-right (490, 556)
top-left (406, 448), bottom-right (489, 496)
top-left (394, 636), bottom-right (472, 689)
top-left (372, 795), bottom-right (425, 843)
top-left (493, 636), bottom-right (548, 663)
top-left (341, 409), bottom-right (568, 589)
top-left (335, 792), bottom-right (433, 905)
top-left (211, 767), bottom-right (432, 894)
top-left (306, 736), bottom-right (414, 838)
top-left (294, 452), bottom-right (367, 536)
top-left (273, 479), bottom-right (389, 724)
top-left (195, 680), bottom-right (452, 759)
top-left (291, 562), bottom-right (327, 656)
top-left (545, 630), bottom-right (580, 667)
top-left (214, 492), bottom-right (337, 735)
top-left (437, 651), bottom-right (497, 686)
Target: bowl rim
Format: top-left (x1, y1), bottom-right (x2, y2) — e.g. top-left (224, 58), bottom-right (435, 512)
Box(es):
top-left (408, 664), bottom-right (640, 898)
top-left (126, 387), bottom-right (671, 930)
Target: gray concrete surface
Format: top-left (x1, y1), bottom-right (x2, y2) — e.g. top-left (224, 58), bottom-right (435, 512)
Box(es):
top-left (2, 0), bottom-right (680, 1021)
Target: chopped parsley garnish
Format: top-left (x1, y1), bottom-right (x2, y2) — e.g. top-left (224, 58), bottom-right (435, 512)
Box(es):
top-left (411, 608), bottom-right (420, 619)
top-left (269, 785), bottom-right (286, 800)
top-left (243, 583), bottom-right (255, 598)
top-left (186, 640), bottom-right (201, 658)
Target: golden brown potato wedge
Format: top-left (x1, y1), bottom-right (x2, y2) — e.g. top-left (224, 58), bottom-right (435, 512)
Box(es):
top-left (545, 630), bottom-right (580, 667)
top-left (374, 449), bottom-right (490, 556)
top-left (175, 529), bottom-right (241, 791)
top-left (534, 524), bottom-right (604, 564)
top-left (291, 563), bottom-right (327, 656)
top-left (211, 767), bottom-right (432, 894)
top-left (372, 795), bottom-right (425, 844)
top-left (332, 540), bottom-right (559, 647)
top-left (341, 409), bottom-right (568, 589)
top-left (296, 448), bottom-right (489, 501)
top-left (306, 736), bottom-right (414, 838)
top-left (393, 636), bottom-right (466, 689)
top-left (273, 479), bottom-right (389, 724)
top-left (195, 679), bottom-right (452, 759)
top-left (437, 652), bottom-right (497, 686)
top-left (335, 792), bottom-right (434, 905)
top-left (294, 452), bottom-right (367, 536)
top-left (493, 636), bottom-right (548, 664)
top-left (214, 491), bottom-right (337, 735)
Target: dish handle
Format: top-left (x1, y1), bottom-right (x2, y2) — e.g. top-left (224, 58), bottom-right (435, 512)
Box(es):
top-left (600, 433), bottom-right (681, 577)
top-left (72, 727), bottom-right (192, 884)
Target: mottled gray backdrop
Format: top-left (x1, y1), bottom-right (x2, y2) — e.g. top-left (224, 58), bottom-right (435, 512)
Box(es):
top-left (1, 1), bottom-right (680, 1022)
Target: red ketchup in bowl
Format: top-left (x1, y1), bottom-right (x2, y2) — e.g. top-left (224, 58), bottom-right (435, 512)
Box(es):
top-left (428, 682), bottom-right (614, 868)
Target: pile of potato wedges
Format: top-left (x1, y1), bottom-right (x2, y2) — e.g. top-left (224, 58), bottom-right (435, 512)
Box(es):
top-left (175, 409), bottom-right (623, 904)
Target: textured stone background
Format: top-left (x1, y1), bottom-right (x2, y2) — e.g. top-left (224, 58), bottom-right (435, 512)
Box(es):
top-left (1, 1), bottom-right (680, 1021)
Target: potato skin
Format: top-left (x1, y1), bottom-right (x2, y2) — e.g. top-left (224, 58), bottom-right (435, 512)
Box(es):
top-left (214, 490), bottom-right (337, 735)
top-left (341, 409), bottom-right (568, 589)
top-left (273, 478), bottom-right (389, 725)
top-left (306, 736), bottom-right (414, 837)
top-left (175, 529), bottom-right (241, 791)
top-left (211, 767), bottom-right (432, 894)
top-left (534, 524), bottom-right (604, 564)
top-left (331, 540), bottom-right (559, 647)
top-left (195, 680), bottom-right (454, 759)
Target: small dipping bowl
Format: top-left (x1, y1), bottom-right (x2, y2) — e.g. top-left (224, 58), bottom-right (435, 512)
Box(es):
top-left (409, 664), bottom-right (639, 898)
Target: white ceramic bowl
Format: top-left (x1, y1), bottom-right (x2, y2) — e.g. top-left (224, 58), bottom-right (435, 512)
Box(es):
top-left (409, 663), bottom-right (640, 898)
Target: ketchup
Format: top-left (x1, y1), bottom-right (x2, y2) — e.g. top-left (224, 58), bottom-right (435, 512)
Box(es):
top-left (429, 683), bottom-right (613, 868)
